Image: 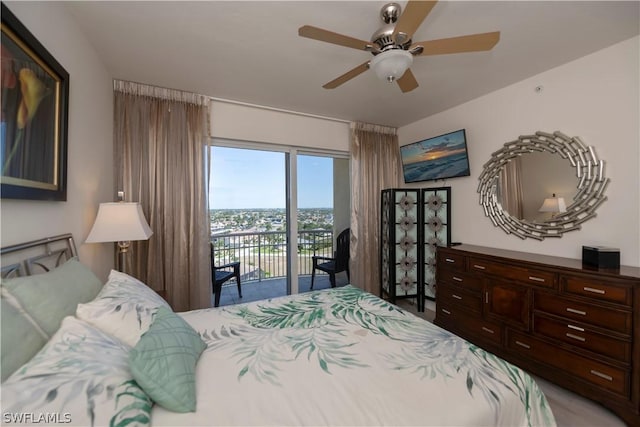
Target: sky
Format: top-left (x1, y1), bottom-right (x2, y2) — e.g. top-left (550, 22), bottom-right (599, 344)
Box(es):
top-left (209, 146), bottom-right (333, 209)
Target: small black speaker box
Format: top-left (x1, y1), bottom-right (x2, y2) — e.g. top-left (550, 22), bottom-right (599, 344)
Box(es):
top-left (582, 246), bottom-right (620, 269)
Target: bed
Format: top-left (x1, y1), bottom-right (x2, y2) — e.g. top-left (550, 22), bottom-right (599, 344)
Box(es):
top-left (1, 234), bottom-right (556, 426)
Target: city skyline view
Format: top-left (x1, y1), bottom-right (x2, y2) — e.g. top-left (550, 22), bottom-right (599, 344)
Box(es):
top-left (209, 147), bottom-right (334, 209)
top-left (208, 147), bottom-right (344, 283)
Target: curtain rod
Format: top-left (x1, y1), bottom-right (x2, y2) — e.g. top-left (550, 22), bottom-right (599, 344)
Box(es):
top-left (209, 96), bottom-right (351, 125)
top-left (113, 79), bottom-right (208, 106)
top-left (113, 79), bottom-right (350, 125)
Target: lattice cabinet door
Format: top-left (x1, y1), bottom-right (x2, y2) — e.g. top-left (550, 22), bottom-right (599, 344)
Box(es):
top-left (380, 190), bottom-right (392, 299)
top-left (421, 187), bottom-right (451, 303)
top-left (380, 189), bottom-right (421, 307)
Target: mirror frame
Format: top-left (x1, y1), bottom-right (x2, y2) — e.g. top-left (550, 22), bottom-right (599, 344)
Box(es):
top-left (477, 131), bottom-right (609, 240)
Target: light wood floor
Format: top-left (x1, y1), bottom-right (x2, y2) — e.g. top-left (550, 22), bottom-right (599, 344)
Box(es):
top-left (396, 299), bottom-right (628, 427)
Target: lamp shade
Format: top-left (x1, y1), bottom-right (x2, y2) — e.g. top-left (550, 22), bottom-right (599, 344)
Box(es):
top-left (538, 194), bottom-right (567, 213)
top-left (370, 49), bottom-right (413, 82)
top-left (86, 202), bottom-right (153, 243)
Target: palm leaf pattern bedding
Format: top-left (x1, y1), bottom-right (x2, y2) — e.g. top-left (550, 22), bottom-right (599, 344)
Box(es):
top-left (155, 285), bottom-right (556, 426)
top-left (2, 316), bottom-right (152, 427)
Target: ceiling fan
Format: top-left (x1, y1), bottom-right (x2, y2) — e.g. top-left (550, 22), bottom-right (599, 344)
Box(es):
top-left (298, 1), bottom-right (500, 93)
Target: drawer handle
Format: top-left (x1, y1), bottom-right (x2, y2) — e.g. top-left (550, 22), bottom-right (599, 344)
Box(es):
top-left (481, 327), bottom-right (495, 334)
top-left (452, 294), bottom-right (462, 300)
top-left (441, 308), bottom-right (451, 315)
top-left (568, 324), bottom-right (585, 332)
top-left (528, 276), bottom-right (545, 282)
top-left (566, 307), bottom-right (587, 316)
top-left (515, 340), bottom-right (531, 349)
top-left (583, 286), bottom-right (605, 295)
top-left (566, 333), bottom-right (586, 342)
top-left (445, 258), bottom-right (456, 263)
top-left (473, 264), bottom-right (486, 270)
top-left (452, 276), bottom-right (463, 282)
top-left (590, 370), bottom-right (613, 382)
top-left (485, 292), bottom-right (489, 304)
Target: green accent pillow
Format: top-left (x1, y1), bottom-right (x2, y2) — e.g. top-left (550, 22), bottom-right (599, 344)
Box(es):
top-left (1, 297), bottom-right (47, 382)
top-left (1, 258), bottom-right (102, 337)
top-left (129, 307), bottom-right (207, 413)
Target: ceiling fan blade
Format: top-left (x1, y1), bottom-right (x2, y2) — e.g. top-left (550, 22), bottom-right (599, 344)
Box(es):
top-left (412, 31), bottom-right (501, 56)
top-left (299, 25), bottom-right (374, 51)
top-left (396, 68), bottom-right (419, 93)
top-left (323, 62), bottom-right (370, 89)
top-left (392, 1), bottom-right (438, 44)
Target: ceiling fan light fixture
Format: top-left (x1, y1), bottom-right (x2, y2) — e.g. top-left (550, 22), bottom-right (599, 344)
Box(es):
top-left (370, 49), bottom-right (413, 82)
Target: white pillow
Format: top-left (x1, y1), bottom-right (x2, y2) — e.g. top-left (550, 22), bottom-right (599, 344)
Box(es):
top-left (76, 270), bottom-right (170, 347)
top-left (2, 316), bottom-right (152, 426)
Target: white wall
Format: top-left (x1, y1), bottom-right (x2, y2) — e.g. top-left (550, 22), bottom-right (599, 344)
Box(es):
top-left (1, 2), bottom-right (114, 281)
top-left (211, 101), bottom-right (349, 151)
top-left (399, 36), bottom-right (640, 267)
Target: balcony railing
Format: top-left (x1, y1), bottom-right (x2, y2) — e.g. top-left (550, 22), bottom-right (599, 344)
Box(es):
top-left (211, 230), bottom-right (334, 282)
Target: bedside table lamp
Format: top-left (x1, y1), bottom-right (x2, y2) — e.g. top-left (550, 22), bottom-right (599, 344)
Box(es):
top-left (86, 201), bottom-right (153, 273)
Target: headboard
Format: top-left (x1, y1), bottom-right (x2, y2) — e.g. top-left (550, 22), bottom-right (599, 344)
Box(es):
top-left (1, 233), bottom-right (102, 382)
top-left (1, 233), bottom-right (77, 279)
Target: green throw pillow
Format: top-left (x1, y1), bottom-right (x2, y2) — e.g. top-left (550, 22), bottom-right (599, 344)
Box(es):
top-left (1, 297), bottom-right (47, 382)
top-left (129, 307), bottom-right (206, 413)
top-left (1, 258), bottom-right (102, 337)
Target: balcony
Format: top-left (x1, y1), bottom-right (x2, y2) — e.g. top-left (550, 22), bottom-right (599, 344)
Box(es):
top-left (211, 230), bottom-right (346, 306)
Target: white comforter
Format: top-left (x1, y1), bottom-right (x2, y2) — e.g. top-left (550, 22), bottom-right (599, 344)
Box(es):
top-left (153, 286), bottom-right (556, 426)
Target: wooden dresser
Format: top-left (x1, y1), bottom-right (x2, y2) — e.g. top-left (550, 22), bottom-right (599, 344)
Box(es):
top-left (435, 244), bottom-right (640, 425)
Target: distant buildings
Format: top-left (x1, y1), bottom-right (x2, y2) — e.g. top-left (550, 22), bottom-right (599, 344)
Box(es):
top-left (209, 208), bottom-right (332, 235)
top-left (210, 208), bottom-right (335, 280)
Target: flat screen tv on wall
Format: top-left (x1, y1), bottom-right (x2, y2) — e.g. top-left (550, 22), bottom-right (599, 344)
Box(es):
top-left (400, 129), bottom-right (471, 183)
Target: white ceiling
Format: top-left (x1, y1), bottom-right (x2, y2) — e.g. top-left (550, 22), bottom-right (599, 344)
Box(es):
top-left (65, 1), bottom-right (639, 128)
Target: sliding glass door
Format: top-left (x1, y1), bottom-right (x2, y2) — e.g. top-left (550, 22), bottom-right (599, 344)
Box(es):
top-left (296, 154), bottom-right (350, 292)
top-left (209, 142), bottom-right (349, 306)
top-left (209, 146), bottom-right (289, 304)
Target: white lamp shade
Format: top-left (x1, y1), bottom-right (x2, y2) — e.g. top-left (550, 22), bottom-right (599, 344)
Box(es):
top-left (538, 196), bottom-right (567, 213)
top-left (370, 49), bottom-right (413, 82)
top-left (86, 202), bottom-right (153, 243)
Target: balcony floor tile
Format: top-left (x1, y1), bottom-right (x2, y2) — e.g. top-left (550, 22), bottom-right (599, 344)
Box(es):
top-left (214, 273), bottom-right (349, 307)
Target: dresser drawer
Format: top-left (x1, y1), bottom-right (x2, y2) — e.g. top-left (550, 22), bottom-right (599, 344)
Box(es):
top-left (506, 331), bottom-right (630, 397)
top-left (436, 301), bottom-right (502, 346)
top-left (437, 251), bottom-right (466, 270)
top-left (561, 275), bottom-right (632, 306)
top-left (463, 315), bottom-right (503, 346)
top-left (533, 314), bottom-right (631, 363)
top-left (439, 284), bottom-right (482, 313)
top-left (534, 291), bottom-right (632, 335)
top-left (438, 269), bottom-right (482, 292)
top-left (468, 257), bottom-right (557, 288)
top-left (436, 300), bottom-right (465, 331)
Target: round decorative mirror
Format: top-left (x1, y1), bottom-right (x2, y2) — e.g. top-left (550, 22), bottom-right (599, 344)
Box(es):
top-left (477, 131), bottom-right (609, 240)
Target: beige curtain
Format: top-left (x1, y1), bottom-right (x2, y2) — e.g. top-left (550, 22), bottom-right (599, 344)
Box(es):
top-left (113, 80), bottom-right (211, 311)
top-left (350, 122), bottom-right (401, 295)
top-left (498, 157), bottom-right (524, 220)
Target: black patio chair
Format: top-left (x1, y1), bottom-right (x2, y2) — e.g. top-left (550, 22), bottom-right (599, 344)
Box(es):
top-left (210, 242), bottom-right (242, 307)
top-left (311, 228), bottom-right (350, 289)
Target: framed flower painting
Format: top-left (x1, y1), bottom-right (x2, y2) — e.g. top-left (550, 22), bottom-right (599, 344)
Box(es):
top-left (1, 3), bottom-right (69, 200)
